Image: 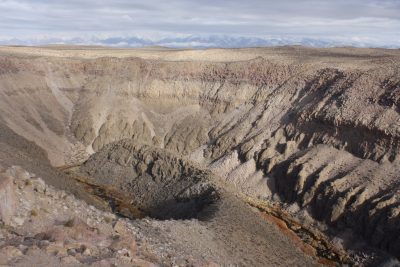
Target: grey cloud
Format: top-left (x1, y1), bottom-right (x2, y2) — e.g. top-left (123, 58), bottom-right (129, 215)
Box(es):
top-left (0, 0), bottom-right (399, 47)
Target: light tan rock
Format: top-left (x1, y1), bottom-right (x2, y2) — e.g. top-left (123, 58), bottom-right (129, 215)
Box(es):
top-left (113, 220), bottom-right (129, 236)
top-left (110, 237), bottom-right (137, 256)
top-left (0, 246), bottom-right (23, 264)
top-left (131, 258), bottom-right (159, 267)
top-left (0, 173), bottom-right (17, 225)
top-left (61, 255), bottom-right (81, 265)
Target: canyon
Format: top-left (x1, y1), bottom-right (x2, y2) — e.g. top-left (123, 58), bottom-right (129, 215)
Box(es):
top-left (0, 45), bottom-right (399, 266)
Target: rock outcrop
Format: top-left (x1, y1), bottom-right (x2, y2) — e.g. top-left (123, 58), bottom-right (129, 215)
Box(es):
top-left (0, 173), bottom-right (16, 225)
top-left (80, 140), bottom-right (219, 220)
top-left (269, 145), bottom-right (400, 257)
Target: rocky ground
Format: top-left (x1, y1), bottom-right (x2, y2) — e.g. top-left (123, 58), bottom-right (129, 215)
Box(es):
top-left (0, 45), bottom-right (400, 266)
top-left (0, 163), bottom-right (320, 266)
top-left (0, 165), bottom-right (180, 266)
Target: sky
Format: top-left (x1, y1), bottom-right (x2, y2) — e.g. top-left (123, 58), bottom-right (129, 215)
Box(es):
top-left (0, 0), bottom-right (399, 47)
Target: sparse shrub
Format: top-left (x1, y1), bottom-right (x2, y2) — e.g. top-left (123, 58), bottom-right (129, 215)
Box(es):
top-left (64, 218), bottom-right (75, 227)
top-left (30, 209), bottom-right (38, 216)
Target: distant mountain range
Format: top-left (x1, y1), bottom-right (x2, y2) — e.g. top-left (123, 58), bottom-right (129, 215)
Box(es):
top-left (0, 35), bottom-right (398, 49)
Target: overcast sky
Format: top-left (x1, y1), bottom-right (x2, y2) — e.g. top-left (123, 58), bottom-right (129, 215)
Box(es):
top-left (0, 0), bottom-right (399, 46)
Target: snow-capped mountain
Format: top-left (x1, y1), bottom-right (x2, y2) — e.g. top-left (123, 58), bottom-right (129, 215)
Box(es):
top-left (0, 35), bottom-right (398, 49)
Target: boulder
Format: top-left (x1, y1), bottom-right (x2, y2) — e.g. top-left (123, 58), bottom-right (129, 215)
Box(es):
top-left (0, 173), bottom-right (17, 225)
top-left (0, 246), bottom-right (23, 265)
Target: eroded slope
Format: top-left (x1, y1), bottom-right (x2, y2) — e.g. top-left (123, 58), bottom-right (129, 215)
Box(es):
top-left (0, 46), bottom-right (400, 262)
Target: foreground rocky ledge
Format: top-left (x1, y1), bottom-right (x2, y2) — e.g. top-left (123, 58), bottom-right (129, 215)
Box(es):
top-left (0, 165), bottom-right (163, 266)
